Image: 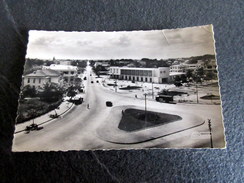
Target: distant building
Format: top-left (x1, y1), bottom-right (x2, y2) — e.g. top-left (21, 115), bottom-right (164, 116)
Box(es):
top-left (203, 59), bottom-right (218, 79)
top-left (23, 69), bottom-right (61, 90)
top-left (183, 63), bottom-right (203, 71)
top-left (43, 64), bottom-right (78, 83)
top-left (170, 62), bottom-right (204, 73)
top-left (94, 61), bottom-right (110, 67)
top-left (170, 64), bottom-right (186, 73)
top-left (109, 67), bottom-right (170, 83)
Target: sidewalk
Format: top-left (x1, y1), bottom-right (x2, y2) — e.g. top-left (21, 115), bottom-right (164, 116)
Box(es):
top-left (15, 101), bottom-right (74, 133)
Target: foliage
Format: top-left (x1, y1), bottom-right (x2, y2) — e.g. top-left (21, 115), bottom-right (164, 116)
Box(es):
top-left (67, 86), bottom-right (77, 99)
top-left (205, 72), bottom-right (215, 80)
top-left (16, 98), bottom-right (62, 124)
top-left (21, 85), bottom-right (37, 98)
top-left (39, 83), bottom-right (64, 103)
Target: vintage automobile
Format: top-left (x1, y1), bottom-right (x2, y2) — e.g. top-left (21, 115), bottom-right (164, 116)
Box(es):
top-left (106, 101), bottom-right (113, 107)
top-left (69, 97), bottom-right (83, 105)
top-left (25, 123), bottom-right (43, 132)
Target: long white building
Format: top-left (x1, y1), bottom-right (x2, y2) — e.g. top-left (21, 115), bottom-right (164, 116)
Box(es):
top-left (109, 67), bottom-right (169, 83)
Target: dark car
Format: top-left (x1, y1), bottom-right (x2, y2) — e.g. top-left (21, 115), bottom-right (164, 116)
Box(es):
top-left (69, 97), bottom-right (83, 105)
top-left (96, 80), bottom-right (99, 83)
top-left (49, 114), bottom-right (59, 119)
top-left (91, 81), bottom-right (94, 83)
top-left (25, 124), bottom-right (43, 132)
top-left (106, 101), bottom-right (113, 107)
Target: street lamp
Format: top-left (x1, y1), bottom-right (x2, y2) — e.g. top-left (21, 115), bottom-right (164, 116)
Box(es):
top-left (208, 119), bottom-right (213, 148)
top-left (196, 83), bottom-right (199, 104)
top-left (151, 82), bottom-right (154, 99)
top-left (114, 79), bottom-right (117, 92)
top-left (144, 93), bottom-right (147, 124)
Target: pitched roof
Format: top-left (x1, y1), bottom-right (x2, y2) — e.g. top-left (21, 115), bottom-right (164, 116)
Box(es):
top-left (25, 69), bottom-right (60, 77)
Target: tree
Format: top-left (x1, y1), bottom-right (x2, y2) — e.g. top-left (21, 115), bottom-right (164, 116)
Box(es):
top-left (192, 67), bottom-right (204, 83)
top-left (67, 86), bottom-right (77, 99)
top-left (186, 70), bottom-right (193, 81)
top-left (205, 72), bottom-right (215, 81)
top-left (39, 83), bottom-right (64, 103)
top-left (174, 76), bottom-right (181, 82)
top-left (21, 85), bottom-right (37, 98)
top-left (180, 74), bottom-right (188, 83)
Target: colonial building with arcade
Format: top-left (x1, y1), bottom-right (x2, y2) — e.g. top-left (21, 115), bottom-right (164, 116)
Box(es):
top-left (109, 66), bottom-right (170, 83)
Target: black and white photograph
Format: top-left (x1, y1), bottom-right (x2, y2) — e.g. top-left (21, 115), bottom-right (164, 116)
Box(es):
top-left (13, 25), bottom-right (225, 151)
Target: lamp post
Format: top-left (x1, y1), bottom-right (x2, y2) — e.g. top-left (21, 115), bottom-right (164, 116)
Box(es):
top-left (196, 83), bottom-right (199, 104)
top-left (144, 93), bottom-right (147, 124)
top-left (114, 79), bottom-right (117, 92)
top-left (152, 82), bottom-right (154, 99)
top-left (208, 119), bottom-right (213, 148)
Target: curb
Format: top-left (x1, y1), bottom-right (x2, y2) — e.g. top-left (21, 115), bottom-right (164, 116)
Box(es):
top-left (14, 102), bottom-right (74, 134)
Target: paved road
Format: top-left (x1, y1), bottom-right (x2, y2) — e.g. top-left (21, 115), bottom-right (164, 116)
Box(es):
top-left (13, 64), bottom-right (225, 151)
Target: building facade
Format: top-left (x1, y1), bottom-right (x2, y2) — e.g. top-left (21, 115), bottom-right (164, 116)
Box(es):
top-left (42, 64), bottom-right (78, 83)
top-left (23, 69), bottom-right (60, 90)
top-left (109, 67), bottom-right (170, 83)
top-left (170, 64), bottom-right (186, 73)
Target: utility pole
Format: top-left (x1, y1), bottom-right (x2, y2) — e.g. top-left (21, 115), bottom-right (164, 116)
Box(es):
top-left (196, 84), bottom-right (199, 104)
top-left (208, 119), bottom-right (213, 148)
top-left (114, 80), bottom-right (117, 92)
top-left (144, 93), bottom-right (147, 124)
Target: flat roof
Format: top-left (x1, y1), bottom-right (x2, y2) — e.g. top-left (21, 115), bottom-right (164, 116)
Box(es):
top-left (43, 64), bottom-right (78, 71)
top-left (110, 66), bottom-right (168, 70)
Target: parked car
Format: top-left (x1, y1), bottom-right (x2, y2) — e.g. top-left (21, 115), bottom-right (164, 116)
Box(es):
top-left (69, 97), bottom-right (83, 105)
top-left (25, 124), bottom-right (43, 132)
top-left (96, 80), bottom-right (99, 83)
top-left (91, 81), bottom-right (94, 83)
top-left (49, 113), bottom-right (59, 118)
top-left (106, 101), bottom-right (113, 107)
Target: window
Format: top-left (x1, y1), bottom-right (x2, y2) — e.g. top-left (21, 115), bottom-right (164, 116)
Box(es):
top-left (64, 71), bottom-right (68, 74)
top-left (149, 71), bottom-right (152, 76)
top-left (141, 77), bottom-right (143, 81)
top-left (138, 70), bottom-right (142, 76)
top-left (71, 71), bottom-right (74, 75)
top-left (27, 78), bottom-right (30, 83)
top-left (150, 78), bottom-right (152, 82)
top-left (145, 78), bottom-right (148, 82)
top-left (39, 78), bottom-right (41, 83)
top-left (33, 78), bottom-right (35, 83)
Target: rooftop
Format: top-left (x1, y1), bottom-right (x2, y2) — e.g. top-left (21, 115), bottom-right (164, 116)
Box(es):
top-left (43, 64), bottom-right (78, 71)
top-left (110, 66), bottom-right (169, 70)
top-left (25, 69), bottom-right (60, 77)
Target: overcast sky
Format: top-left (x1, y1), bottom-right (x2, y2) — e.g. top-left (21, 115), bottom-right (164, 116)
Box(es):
top-left (26, 25), bottom-right (215, 60)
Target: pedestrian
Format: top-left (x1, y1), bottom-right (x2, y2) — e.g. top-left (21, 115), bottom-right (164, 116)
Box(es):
top-left (87, 104), bottom-right (90, 109)
top-left (135, 94), bottom-right (137, 98)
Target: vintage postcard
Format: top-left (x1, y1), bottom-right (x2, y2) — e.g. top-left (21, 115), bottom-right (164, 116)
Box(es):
top-left (13, 25), bottom-right (225, 151)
